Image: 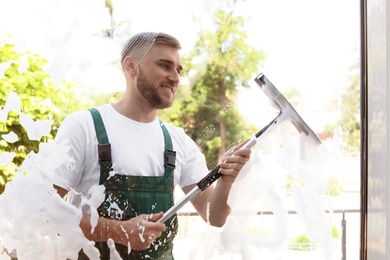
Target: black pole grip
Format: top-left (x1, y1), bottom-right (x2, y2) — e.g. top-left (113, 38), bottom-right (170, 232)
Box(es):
top-left (197, 165), bottom-right (222, 191)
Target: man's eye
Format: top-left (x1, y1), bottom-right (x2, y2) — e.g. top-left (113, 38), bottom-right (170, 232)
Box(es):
top-left (161, 64), bottom-right (170, 70)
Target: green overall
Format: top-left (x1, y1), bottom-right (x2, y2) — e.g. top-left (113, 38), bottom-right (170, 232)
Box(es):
top-left (79, 108), bottom-right (178, 260)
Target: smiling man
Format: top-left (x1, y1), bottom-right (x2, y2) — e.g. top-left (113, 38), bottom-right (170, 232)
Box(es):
top-left (52, 32), bottom-right (251, 259)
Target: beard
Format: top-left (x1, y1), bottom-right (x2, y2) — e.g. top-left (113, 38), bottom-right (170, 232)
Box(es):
top-left (136, 67), bottom-right (174, 109)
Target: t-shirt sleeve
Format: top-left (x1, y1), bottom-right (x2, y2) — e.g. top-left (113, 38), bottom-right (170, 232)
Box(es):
top-left (178, 134), bottom-right (209, 188)
top-left (49, 113), bottom-right (89, 191)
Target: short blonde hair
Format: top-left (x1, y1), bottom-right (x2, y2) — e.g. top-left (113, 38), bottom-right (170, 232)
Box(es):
top-left (121, 32), bottom-right (181, 66)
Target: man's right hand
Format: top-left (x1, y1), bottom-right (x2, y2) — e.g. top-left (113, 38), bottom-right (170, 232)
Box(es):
top-left (116, 212), bottom-right (167, 250)
top-left (80, 211), bottom-right (166, 251)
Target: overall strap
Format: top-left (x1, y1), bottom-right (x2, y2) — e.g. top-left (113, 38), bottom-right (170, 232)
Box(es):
top-left (88, 109), bottom-right (176, 182)
top-left (160, 121), bottom-right (176, 179)
top-left (88, 108), bottom-right (112, 185)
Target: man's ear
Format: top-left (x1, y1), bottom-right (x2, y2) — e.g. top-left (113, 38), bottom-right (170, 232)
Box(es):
top-left (123, 56), bottom-right (137, 75)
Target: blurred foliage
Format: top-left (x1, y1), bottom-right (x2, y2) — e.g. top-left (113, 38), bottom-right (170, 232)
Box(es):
top-left (326, 176), bottom-right (344, 197)
top-left (288, 227), bottom-right (339, 252)
top-left (284, 172), bottom-right (343, 198)
top-left (288, 234), bottom-right (318, 251)
top-left (283, 171), bottom-right (304, 196)
top-left (332, 225), bottom-right (340, 239)
top-left (0, 41), bottom-right (81, 193)
top-left (323, 61), bottom-right (360, 152)
top-left (338, 65), bottom-right (360, 152)
top-left (160, 0), bottom-right (265, 167)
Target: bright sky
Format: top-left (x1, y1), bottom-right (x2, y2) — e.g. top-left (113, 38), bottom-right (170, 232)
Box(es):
top-left (0, 0), bottom-right (360, 130)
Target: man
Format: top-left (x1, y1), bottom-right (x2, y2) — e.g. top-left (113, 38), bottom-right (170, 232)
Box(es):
top-left (52, 32), bottom-right (251, 259)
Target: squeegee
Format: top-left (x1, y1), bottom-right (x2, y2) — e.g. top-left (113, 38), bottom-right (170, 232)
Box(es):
top-left (157, 73), bottom-right (321, 223)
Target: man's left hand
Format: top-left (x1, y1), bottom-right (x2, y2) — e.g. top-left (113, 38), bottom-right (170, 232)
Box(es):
top-left (219, 140), bottom-right (251, 184)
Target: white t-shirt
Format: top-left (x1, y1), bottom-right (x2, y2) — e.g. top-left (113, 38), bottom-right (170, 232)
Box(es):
top-left (52, 104), bottom-right (208, 207)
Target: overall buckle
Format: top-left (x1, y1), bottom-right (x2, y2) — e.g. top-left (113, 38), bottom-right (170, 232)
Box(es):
top-left (98, 143), bottom-right (112, 164)
top-left (164, 149), bottom-right (176, 168)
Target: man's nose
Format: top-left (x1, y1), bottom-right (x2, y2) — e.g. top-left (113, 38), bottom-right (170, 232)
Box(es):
top-left (168, 71), bottom-right (180, 84)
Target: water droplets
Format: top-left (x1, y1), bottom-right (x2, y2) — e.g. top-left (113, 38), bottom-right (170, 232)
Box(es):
top-left (1, 91), bottom-right (53, 141)
top-left (0, 61), bottom-right (13, 80)
top-left (0, 152), bottom-right (16, 166)
top-left (19, 113), bottom-right (53, 141)
top-left (1, 131), bottom-right (18, 143)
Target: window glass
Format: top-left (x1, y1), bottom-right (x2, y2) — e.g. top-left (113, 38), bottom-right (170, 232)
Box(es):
top-left (0, 0), bottom-right (360, 259)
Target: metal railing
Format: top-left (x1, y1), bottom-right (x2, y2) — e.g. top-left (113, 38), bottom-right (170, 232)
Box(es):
top-left (177, 208), bottom-right (360, 260)
top-left (2, 209), bottom-right (359, 259)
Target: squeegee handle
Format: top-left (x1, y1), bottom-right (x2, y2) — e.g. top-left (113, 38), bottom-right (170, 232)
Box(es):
top-left (197, 165), bottom-right (222, 190)
top-left (157, 135), bottom-right (258, 224)
top-left (197, 135), bottom-right (257, 190)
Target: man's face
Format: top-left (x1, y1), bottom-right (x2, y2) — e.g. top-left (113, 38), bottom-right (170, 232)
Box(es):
top-left (136, 43), bottom-right (183, 109)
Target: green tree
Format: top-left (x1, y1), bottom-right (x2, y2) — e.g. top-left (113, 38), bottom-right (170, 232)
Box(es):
top-left (161, 0), bottom-right (265, 167)
top-left (0, 41), bottom-right (80, 193)
top-left (338, 64), bottom-right (360, 152)
top-left (322, 61), bottom-right (360, 152)
top-left (326, 176), bottom-right (344, 197)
